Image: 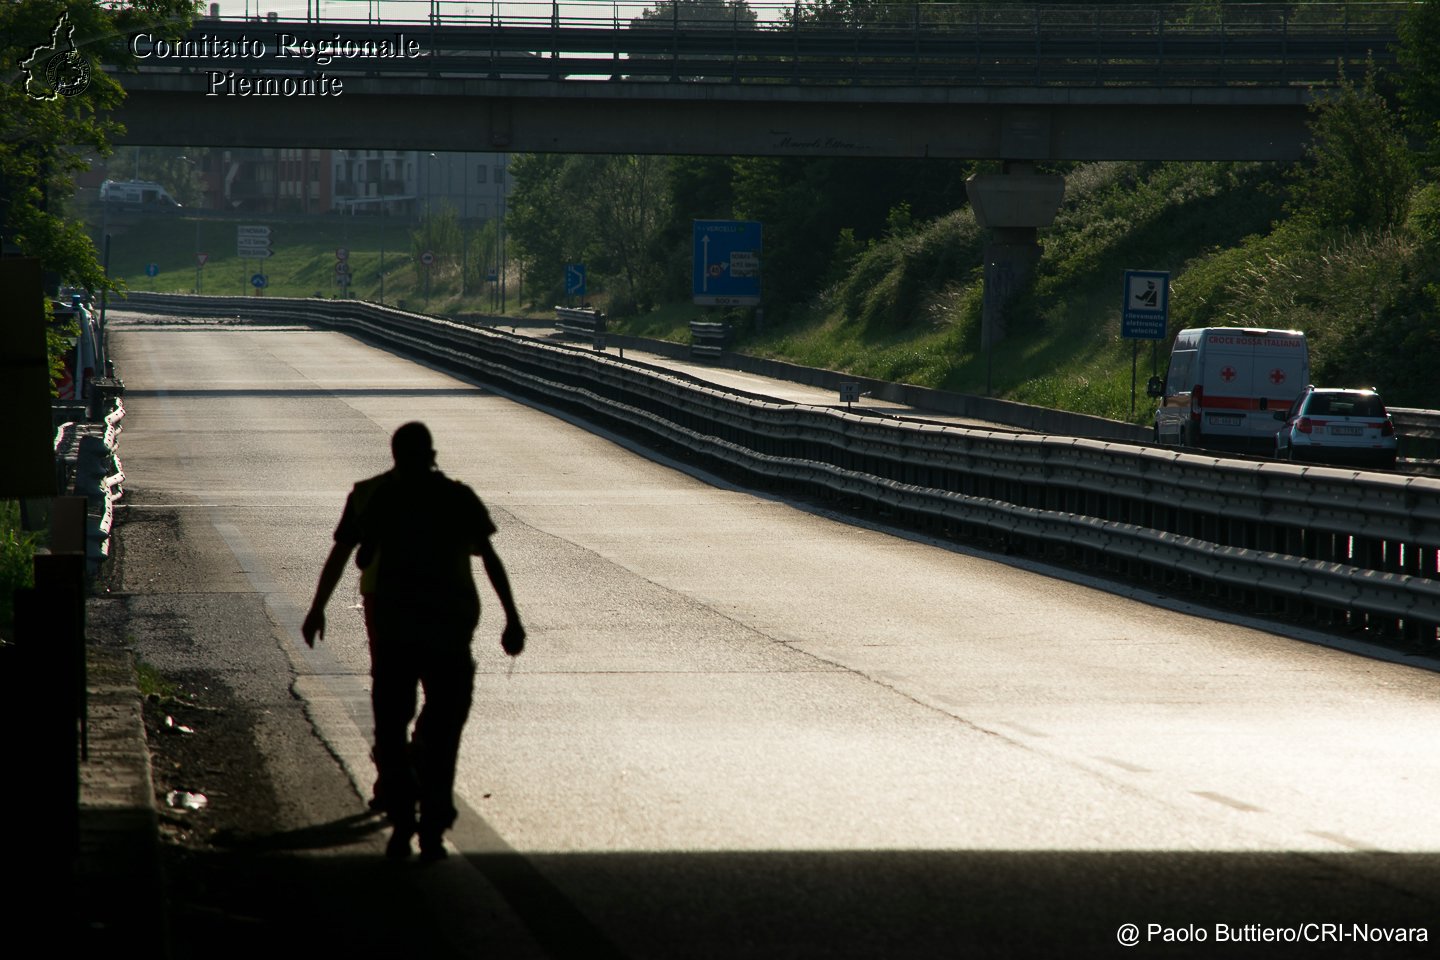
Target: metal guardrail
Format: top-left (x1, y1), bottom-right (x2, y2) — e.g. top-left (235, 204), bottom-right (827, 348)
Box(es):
top-left (554, 305), bottom-right (605, 338)
top-left (136, 3), bottom-right (1406, 88)
top-left (54, 397), bottom-right (127, 569)
top-left (688, 321), bottom-right (729, 360)
top-left (1391, 407), bottom-right (1440, 461)
top-left (118, 293), bottom-right (1440, 649)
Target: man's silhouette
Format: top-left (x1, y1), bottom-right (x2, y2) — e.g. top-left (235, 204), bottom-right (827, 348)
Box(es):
top-left (303, 422), bottom-right (525, 862)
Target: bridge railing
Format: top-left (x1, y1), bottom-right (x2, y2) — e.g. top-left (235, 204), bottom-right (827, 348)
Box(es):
top-left (141, 2), bottom-right (1406, 86)
top-left (118, 292), bottom-right (1440, 651)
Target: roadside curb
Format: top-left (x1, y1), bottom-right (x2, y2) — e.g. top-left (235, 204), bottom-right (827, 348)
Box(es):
top-left (77, 644), bottom-right (168, 954)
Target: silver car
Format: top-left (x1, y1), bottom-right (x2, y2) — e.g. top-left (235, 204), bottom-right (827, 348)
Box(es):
top-left (1274, 387), bottom-right (1397, 470)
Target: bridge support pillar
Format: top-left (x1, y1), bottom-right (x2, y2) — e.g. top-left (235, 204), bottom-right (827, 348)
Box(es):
top-left (966, 163), bottom-right (1065, 364)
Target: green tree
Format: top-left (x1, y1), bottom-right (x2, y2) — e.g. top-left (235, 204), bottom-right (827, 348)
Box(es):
top-left (1286, 69), bottom-right (1414, 235)
top-left (506, 154), bottom-right (672, 311)
top-left (582, 155), bottom-right (670, 313)
top-left (1397, 0), bottom-right (1440, 169)
top-left (632, 0), bottom-right (756, 28)
top-left (505, 154), bottom-right (598, 305)
top-left (1, 0), bottom-right (195, 291)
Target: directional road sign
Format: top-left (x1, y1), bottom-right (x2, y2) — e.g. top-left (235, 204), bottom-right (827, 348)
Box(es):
top-left (693, 220), bottom-right (761, 306)
top-left (238, 225), bottom-right (273, 259)
top-left (1121, 269), bottom-right (1169, 340)
top-left (144, 263), bottom-right (159, 277)
top-left (565, 263), bottom-right (586, 297)
top-left (250, 273), bottom-right (268, 289)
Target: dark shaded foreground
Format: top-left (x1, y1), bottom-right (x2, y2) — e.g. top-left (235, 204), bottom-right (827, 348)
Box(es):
top-left (83, 827), bottom-right (1440, 960)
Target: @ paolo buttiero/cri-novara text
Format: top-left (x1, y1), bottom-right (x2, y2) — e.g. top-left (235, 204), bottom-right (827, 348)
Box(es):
top-left (131, 32), bottom-right (423, 96)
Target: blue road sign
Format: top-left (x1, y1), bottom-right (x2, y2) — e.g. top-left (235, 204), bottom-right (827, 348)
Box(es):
top-left (145, 263), bottom-right (159, 277)
top-left (1121, 269), bottom-right (1169, 340)
top-left (250, 273), bottom-right (268, 289)
top-left (565, 263), bottom-right (587, 297)
top-left (693, 220), bottom-right (761, 306)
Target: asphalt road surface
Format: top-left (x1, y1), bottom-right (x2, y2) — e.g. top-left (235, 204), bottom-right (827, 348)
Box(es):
top-left (108, 317), bottom-right (1440, 958)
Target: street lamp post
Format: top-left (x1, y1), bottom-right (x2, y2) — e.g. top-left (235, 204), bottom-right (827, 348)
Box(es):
top-left (461, 151), bottom-right (469, 298)
top-left (425, 152), bottom-right (438, 311)
top-left (499, 153), bottom-right (508, 315)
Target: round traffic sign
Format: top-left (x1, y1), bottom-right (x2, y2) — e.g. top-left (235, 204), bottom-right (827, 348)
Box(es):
top-left (336, 247), bottom-right (349, 262)
top-left (250, 273), bottom-right (268, 288)
top-left (334, 262), bottom-right (352, 276)
top-left (420, 251), bottom-right (434, 266)
top-left (145, 263), bottom-right (160, 277)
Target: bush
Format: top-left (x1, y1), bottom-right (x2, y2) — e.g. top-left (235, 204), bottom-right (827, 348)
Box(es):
top-left (0, 501), bottom-right (38, 635)
top-left (1406, 181), bottom-right (1440, 249)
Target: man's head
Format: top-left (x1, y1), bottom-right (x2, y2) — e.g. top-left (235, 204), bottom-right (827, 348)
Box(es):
top-left (391, 421), bottom-right (435, 471)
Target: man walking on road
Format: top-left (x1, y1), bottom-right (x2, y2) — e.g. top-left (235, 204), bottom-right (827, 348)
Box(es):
top-left (302, 421), bottom-right (526, 862)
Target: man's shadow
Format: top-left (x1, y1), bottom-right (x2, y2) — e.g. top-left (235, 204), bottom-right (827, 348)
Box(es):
top-left (209, 811), bottom-right (387, 853)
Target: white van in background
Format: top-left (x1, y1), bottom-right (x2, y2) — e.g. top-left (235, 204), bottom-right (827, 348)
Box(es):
top-left (99, 179), bottom-right (181, 207)
top-left (1148, 327), bottom-right (1310, 449)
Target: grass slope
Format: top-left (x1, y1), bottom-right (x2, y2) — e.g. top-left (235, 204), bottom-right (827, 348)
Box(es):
top-left (724, 161), bottom-right (1289, 423)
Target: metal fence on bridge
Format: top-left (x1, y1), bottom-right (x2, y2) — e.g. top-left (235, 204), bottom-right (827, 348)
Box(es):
top-left (148, 2), bottom-right (1407, 86)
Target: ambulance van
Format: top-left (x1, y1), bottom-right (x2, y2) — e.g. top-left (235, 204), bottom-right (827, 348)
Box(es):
top-left (1148, 327), bottom-right (1310, 450)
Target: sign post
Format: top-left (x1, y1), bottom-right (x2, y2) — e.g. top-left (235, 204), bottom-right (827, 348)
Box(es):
top-left (1121, 269), bottom-right (1170, 418)
top-left (335, 247), bottom-right (350, 297)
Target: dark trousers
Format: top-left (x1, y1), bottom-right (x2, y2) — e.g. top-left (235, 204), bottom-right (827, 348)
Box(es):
top-left (364, 598), bottom-right (476, 836)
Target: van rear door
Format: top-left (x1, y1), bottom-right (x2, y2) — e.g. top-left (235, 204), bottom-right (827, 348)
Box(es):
top-left (1197, 330), bottom-right (1307, 444)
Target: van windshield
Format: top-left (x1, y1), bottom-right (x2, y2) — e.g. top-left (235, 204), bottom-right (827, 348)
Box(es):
top-left (1165, 351), bottom-right (1195, 395)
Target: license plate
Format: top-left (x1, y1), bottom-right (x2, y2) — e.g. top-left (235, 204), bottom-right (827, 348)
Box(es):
top-left (1208, 415), bottom-right (1242, 426)
top-left (1329, 426), bottom-right (1362, 436)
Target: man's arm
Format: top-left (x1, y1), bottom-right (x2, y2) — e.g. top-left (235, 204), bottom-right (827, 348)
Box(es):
top-left (477, 539), bottom-right (526, 655)
top-left (302, 540), bottom-right (356, 647)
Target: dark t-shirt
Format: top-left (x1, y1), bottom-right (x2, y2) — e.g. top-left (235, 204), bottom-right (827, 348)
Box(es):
top-left (334, 468), bottom-right (496, 622)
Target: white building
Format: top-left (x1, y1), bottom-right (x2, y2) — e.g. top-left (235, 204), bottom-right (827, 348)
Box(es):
top-left (332, 150), bottom-right (509, 222)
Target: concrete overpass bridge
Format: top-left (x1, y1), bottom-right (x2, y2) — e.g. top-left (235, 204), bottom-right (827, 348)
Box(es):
top-left (110, 1), bottom-right (1410, 161)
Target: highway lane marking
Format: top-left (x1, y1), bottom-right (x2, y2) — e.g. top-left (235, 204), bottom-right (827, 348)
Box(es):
top-left (993, 720), bottom-right (1051, 739)
top-left (1193, 791), bottom-right (1265, 813)
top-left (1308, 831), bottom-right (1386, 852)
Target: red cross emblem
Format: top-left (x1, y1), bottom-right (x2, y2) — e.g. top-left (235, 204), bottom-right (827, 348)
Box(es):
top-left (1220, 366), bottom-right (1236, 382)
top-left (1270, 368), bottom-right (1286, 385)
